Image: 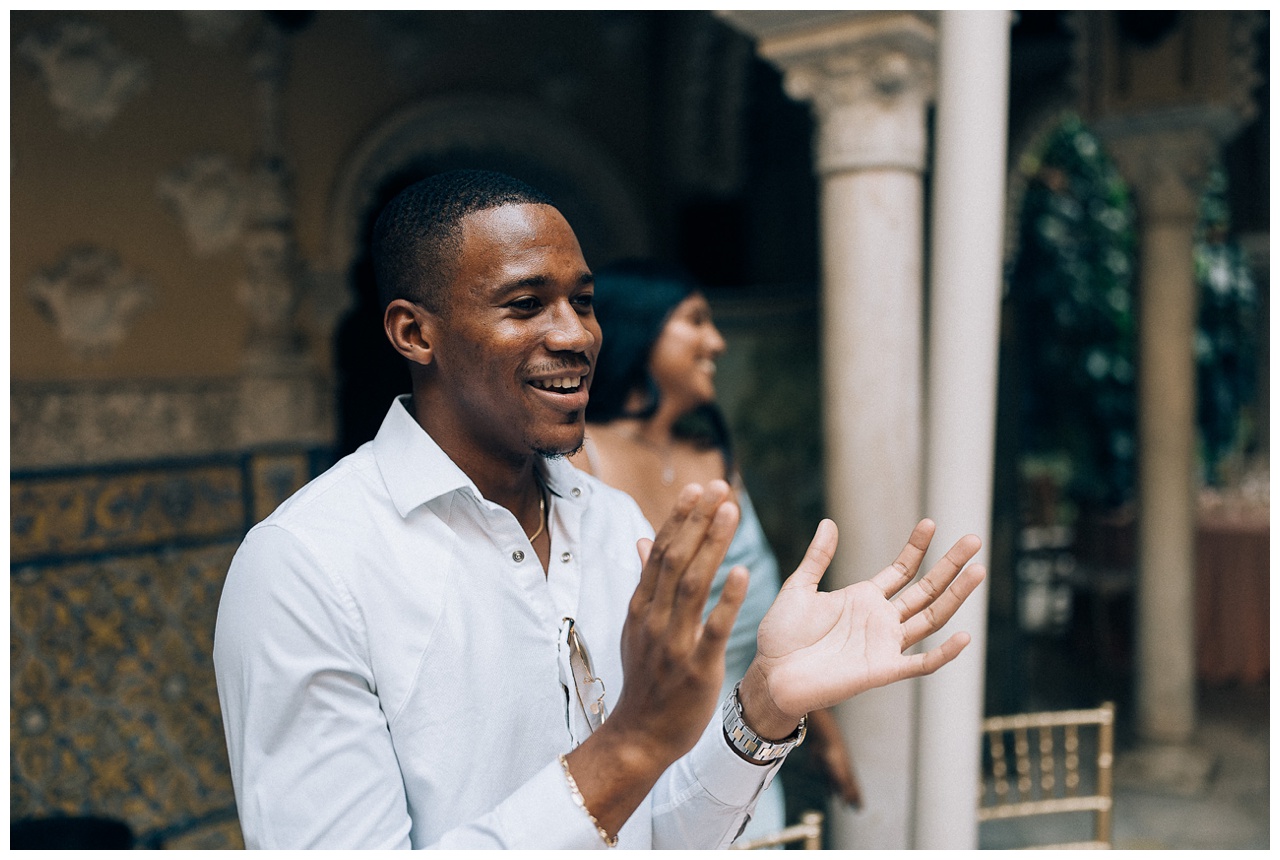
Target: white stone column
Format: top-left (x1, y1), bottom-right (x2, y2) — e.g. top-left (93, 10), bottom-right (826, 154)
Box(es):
top-left (1103, 123), bottom-right (1218, 746)
top-left (817, 152), bottom-right (924, 853)
top-left (1073, 11), bottom-right (1261, 786)
top-left (717, 11), bottom-right (937, 849)
top-left (914, 11), bottom-right (1009, 849)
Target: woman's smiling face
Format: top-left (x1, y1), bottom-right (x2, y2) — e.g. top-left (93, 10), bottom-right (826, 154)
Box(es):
top-left (647, 292), bottom-right (727, 413)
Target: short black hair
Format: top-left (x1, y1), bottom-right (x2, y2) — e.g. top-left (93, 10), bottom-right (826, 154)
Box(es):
top-left (371, 169), bottom-right (556, 313)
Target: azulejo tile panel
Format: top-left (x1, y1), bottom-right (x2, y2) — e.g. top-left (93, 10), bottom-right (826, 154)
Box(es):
top-left (250, 452), bottom-right (312, 526)
top-left (10, 448), bottom-right (322, 848)
top-left (11, 543), bottom-right (242, 847)
top-left (11, 465), bottom-right (246, 564)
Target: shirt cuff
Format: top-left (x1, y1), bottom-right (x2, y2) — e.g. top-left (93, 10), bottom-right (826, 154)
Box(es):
top-left (685, 704), bottom-right (783, 807)
top-left (491, 757), bottom-right (614, 849)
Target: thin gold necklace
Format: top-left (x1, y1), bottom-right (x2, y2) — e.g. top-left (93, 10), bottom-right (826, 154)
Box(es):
top-left (526, 484), bottom-right (547, 542)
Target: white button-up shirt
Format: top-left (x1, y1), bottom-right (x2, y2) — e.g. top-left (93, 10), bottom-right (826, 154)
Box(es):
top-left (214, 397), bottom-right (779, 849)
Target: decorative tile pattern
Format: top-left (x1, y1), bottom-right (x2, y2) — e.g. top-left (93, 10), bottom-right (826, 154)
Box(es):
top-left (250, 453), bottom-right (311, 525)
top-left (10, 544), bottom-right (241, 845)
top-left (11, 465), bottom-right (245, 564)
top-left (10, 449), bottom-right (319, 847)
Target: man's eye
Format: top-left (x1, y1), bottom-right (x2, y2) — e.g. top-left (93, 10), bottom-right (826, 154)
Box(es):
top-left (574, 294), bottom-right (594, 310)
top-left (509, 297), bottom-right (540, 312)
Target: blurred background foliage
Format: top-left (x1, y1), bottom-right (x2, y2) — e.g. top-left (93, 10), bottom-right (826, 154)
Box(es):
top-left (1006, 114), bottom-right (1138, 521)
top-left (1194, 164), bottom-right (1260, 487)
top-left (1004, 113), bottom-right (1259, 526)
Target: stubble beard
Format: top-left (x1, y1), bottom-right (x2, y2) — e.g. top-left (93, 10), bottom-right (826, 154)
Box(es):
top-left (533, 425), bottom-right (586, 461)
top-left (534, 439), bottom-right (584, 461)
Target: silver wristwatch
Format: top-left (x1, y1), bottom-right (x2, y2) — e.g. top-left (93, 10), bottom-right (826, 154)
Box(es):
top-left (722, 682), bottom-right (807, 764)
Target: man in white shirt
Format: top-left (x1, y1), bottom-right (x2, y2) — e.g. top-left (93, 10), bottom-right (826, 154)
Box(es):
top-left (213, 169), bottom-right (986, 849)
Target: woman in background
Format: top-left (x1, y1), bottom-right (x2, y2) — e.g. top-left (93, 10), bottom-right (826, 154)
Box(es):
top-left (570, 262), bottom-right (861, 842)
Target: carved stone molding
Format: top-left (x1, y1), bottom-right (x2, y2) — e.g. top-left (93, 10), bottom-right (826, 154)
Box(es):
top-left (719, 12), bottom-right (937, 175)
top-left (11, 376), bottom-right (334, 471)
top-left (157, 154), bottom-right (250, 255)
top-left (17, 19), bottom-right (150, 134)
top-left (1226, 11), bottom-right (1267, 125)
top-left (11, 380), bottom-right (239, 470)
top-left (1073, 11), bottom-right (1263, 141)
top-left (235, 372), bottom-right (335, 449)
top-left (239, 213), bottom-right (305, 369)
top-left (239, 18), bottom-right (306, 372)
top-left (26, 247), bottom-right (154, 359)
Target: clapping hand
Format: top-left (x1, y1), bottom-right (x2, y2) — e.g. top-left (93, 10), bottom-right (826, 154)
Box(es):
top-left (565, 492), bottom-right (982, 838)
top-left (738, 518), bottom-right (985, 738)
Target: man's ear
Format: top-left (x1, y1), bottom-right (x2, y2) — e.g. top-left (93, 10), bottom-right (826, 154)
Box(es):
top-left (384, 299), bottom-right (437, 367)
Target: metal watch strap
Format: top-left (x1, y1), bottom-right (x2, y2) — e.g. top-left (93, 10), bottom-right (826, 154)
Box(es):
top-left (722, 681), bottom-right (807, 763)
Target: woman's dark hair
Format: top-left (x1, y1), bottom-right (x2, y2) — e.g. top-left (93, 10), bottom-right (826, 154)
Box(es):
top-left (587, 260), bottom-right (734, 470)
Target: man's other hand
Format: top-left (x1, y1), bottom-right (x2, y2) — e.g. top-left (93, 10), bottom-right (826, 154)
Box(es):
top-left (738, 519), bottom-right (986, 739)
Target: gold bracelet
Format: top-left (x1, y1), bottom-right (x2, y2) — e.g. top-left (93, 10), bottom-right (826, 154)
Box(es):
top-left (557, 753), bottom-right (618, 848)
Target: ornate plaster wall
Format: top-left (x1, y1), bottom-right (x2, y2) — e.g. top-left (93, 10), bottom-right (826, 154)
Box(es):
top-left (9, 10), bottom-right (818, 846)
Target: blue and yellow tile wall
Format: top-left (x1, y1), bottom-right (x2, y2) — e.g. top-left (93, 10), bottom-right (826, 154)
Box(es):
top-left (10, 449), bottom-right (325, 848)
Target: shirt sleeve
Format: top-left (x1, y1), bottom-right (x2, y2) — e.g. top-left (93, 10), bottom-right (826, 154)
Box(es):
top-left (214, 524), bottom-right (413, 848)
top-left (213, 524), bottom-right (615, 850)
top-left (649, 703), bottom-right (785, 849)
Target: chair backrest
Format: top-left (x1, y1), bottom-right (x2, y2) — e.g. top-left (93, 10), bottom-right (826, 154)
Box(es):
top-left (730, 810), bottom-right (824, 850)
top-left (978, 702), bottom-right (1115, 849)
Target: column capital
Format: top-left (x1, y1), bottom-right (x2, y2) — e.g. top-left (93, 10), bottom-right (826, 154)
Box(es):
top-left (1100, 116), bottom-right (1221, 223)
top-left (719, 11), bottom-right (936, 176)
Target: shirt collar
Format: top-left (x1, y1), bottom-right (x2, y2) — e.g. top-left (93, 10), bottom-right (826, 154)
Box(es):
top-left (372, 395), bottom-right (593, 518)
top-left (538, 450), bottom-right (592, 503)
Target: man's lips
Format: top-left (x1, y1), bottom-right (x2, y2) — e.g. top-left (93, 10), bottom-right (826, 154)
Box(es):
top-left (526, 369), bottom-right (591, 411)
top-left (528, 374), bottom-right (587, 393)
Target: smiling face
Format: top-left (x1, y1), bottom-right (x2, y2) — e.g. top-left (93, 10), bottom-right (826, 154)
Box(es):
top-left (647, 292), bottom-right (726, 413)
top-left (419, 203), bottom-right (601, 470)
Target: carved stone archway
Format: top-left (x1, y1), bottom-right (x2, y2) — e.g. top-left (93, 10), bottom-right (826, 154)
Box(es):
top-left (1001, 100), bottom-right (1077, 268)
top-left (321, 94), bottom-right (651, 292)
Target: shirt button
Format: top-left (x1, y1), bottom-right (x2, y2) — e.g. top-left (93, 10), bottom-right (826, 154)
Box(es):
top-left (570, 487), bottom-right (581, 498)
top-left (512, 550), bottom-right (525, 563)
top-left (560, 551), bottom-right (572, 563)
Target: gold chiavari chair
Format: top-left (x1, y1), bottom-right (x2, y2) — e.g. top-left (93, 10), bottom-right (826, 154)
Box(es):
top-left (978, 702), bottom-right (1116, 849)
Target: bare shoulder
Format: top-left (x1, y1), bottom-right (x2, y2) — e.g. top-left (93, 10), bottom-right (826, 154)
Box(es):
top-left (576, 423), bottom-right (629, 475)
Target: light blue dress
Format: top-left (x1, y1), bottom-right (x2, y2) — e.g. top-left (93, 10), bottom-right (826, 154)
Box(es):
top-left (704, 484), bottom-right (786, 842)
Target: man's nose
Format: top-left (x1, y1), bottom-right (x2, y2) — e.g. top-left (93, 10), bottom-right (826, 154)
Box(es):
top-left (545, 301), bottom-right (596, 353)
